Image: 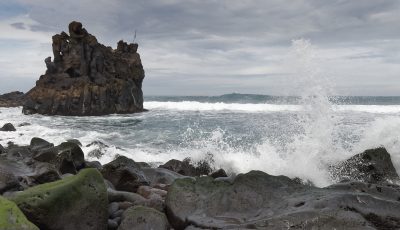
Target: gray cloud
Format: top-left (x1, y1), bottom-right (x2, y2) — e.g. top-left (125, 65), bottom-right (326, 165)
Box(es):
top-left (10, 22), bottom-right (25, 30)
top-left (0, 0), bottom-right (399, 95)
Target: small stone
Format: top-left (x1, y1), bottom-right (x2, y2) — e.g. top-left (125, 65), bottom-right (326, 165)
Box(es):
top-left (108, 202), bottom-right (119, 216)
top-left (108, 219), bottom-right (118, 230)
top-left (118, 206), bottom-right (169, 230)
top-left (0, 123), bottom-right (16, 132)
top-left (118, 201), bottom-right (133, 210)
top-left (210, 168), bottom-right (228, 178)
top-left (110, 209), bottom-right (124, 219)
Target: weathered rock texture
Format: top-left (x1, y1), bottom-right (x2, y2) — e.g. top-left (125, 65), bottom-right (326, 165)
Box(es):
top-left (23, 21), bottom-right (145, 116)
top-left (10, 169), bottom-right (108, 230)
top-left (166, 171), bottom-right (400, 230)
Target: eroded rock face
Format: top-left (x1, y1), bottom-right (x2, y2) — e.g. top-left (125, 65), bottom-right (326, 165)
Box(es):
top-left (23, 21), bottom-right (145, 116)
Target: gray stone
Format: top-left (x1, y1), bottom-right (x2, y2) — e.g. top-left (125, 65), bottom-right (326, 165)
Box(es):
top-left (165, 170), bottom-right (400, 229)
top-left (330, 147), bottom-right (400, 184)
top-left (101, 156), bottom-right (148, 192)
top-left (108, 202), bottom-right (119, 217)
top-left (0, 123), bottom-right (16, 132)
top-left (118, 206), bottom-right (169, 230)
top-left (142, 167), bottom-right (185, 186)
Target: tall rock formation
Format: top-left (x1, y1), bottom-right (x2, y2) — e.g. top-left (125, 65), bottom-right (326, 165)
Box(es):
top-left (23, 21), bottom-right (145, 116)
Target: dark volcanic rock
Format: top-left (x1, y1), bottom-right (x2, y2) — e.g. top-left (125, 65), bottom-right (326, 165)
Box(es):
top-left (0, 91), bottom-right (25, 107)
top-left (165, 171), bottom-right (400, 230)
top-left (330, 147), bottom-right (400, 184)
top-left (159, 158), bottom-right (211, 177)
top-left (55, 141), bottom-right (85, 174)
top-left (23, 21), bottom-right (145, 116)
top-left (101, 156), bottom-right (148, 192)
top-left (0, 123), bottom-right (16, 132)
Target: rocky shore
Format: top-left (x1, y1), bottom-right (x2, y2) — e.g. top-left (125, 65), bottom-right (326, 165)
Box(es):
top-left (1, 122), bottom-right (400, 229)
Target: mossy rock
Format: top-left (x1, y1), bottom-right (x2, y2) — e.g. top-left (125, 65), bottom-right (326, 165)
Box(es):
top-left (0, 196), bottom-right (39, 230)
top-left (118, 206), bottom-right (169, 230)
top-left (11, 168), bottom-right (108, 230)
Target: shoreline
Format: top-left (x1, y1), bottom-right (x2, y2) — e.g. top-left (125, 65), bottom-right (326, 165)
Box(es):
top-left (1, 122), bottom-right (400, 229)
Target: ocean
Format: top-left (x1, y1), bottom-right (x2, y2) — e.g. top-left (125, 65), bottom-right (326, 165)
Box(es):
top-left (1, 93), bottom-right (400, 187)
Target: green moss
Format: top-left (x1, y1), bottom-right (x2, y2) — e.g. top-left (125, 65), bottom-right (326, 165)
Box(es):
top-left (10, 168), bottom-right (108, 229)
top-left (0, 196), bottom-right (39, 230)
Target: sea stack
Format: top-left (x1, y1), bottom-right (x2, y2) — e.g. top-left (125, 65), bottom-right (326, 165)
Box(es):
top-left (23, 21), bottom-right (145, 116)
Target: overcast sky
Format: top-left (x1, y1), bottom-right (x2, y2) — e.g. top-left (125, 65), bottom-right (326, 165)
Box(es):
top-left (0, 0), bottom-right (399, 96)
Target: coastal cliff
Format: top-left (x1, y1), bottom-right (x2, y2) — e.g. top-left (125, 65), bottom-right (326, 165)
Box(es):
top-left (22, 21), bottom-right (145, 116)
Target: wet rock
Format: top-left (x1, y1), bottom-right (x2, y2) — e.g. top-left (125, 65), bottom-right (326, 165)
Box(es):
top-left (330, 147), bottom-right (400, 184)
top-left (137, 185), bottom-right (167, 199)
top-left (0, 91), bottom-right (25, 107)
top-left (55, 141), bottom-right (85, 174)
top-left (108, 219), bottom-right (118, 230)
top-left (110, 209), bottom-right (124, 219)
top-left (142, 167), bottom-right (185, 186)
top-left (10, 169), bottom-right (108, 230)
top-left (66, 139), bottom-right (82, 147)
top-left (22, 21), bottom-right (145, 116)
top-left (0, 123), bottom-right (16, 132)
top-left (165, 170), bottom-right (400, 229)
top-left (32, 147), bottom-right (57, 162)
top-left (87, 149), bottom-right (104, 159)
top-left (118, 206), bottom-right (170, 230)
top-left (0, 144), bottom-right (4, 154)
top-left (107, 188), bottom-right (147, 205)
top-left (0, 166), bottom-right (20, 194)
top-left (0, 196), bottom-right (39, 230)
top-left (108, 202), bottom-right (119, 217)
top-left (101, 156), bottom-right (148, 192)
top-left (159, 158), bottom-right (211, 176)
top-left (85, 160), bottom-right (103, 170)
top-left (30, 137), bottom-right (54, 151)
top-left (210, 168), bottom-right (228, 178)
top-left (118, 201), bottom-right (134, 210)
top-left (29, 162), bottom-right (61, 184)
top-left (18, 122), bottom-right (31, 127)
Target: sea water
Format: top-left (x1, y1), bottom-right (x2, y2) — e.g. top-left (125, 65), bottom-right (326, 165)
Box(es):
top-left (1, 40), bottom-right (400, 186)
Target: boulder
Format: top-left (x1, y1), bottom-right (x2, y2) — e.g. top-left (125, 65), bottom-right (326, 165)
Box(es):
top-left (165, 170), bottom-right (400, 229)
top-left (0, 143), bottom-right (4, 154)
top-left (0, 123), bottom-right (16, 132)
top-left (0, 196), bottom-right (38, 230)
top-left (210, 168), bottom-right (228, 178)
top-left (0, 91), bottom-right (25, 107)
top-left (55, 141), bottom-right (85, 174)
top-left (142, 167), bottom-right (185, 186)
top-left (30, 137), bottom-right (54, 151)
top-left (330, 147), bottom-right (400, 184)
top-left (22, 21), bottom-right (145, 116)
top-left (10, 168), bottom-right (108, 230)
top-left (0, 166), bottom-right (20, 194)
top-left (101, 156), bottom-right (148, 192)
top-left (118, 206), bottom-right (170, 230)
top-left (159, 158), bottom-right (211, 177)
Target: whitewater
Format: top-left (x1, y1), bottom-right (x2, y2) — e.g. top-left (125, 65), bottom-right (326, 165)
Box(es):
top-left (1, 98), bottom-right (400, 187)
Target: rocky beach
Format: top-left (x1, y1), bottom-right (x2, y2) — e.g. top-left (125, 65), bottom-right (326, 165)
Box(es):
top-left (1, 6), bottom-right (400, 230)
top-left (0, 130), bottom-right (400, 229)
